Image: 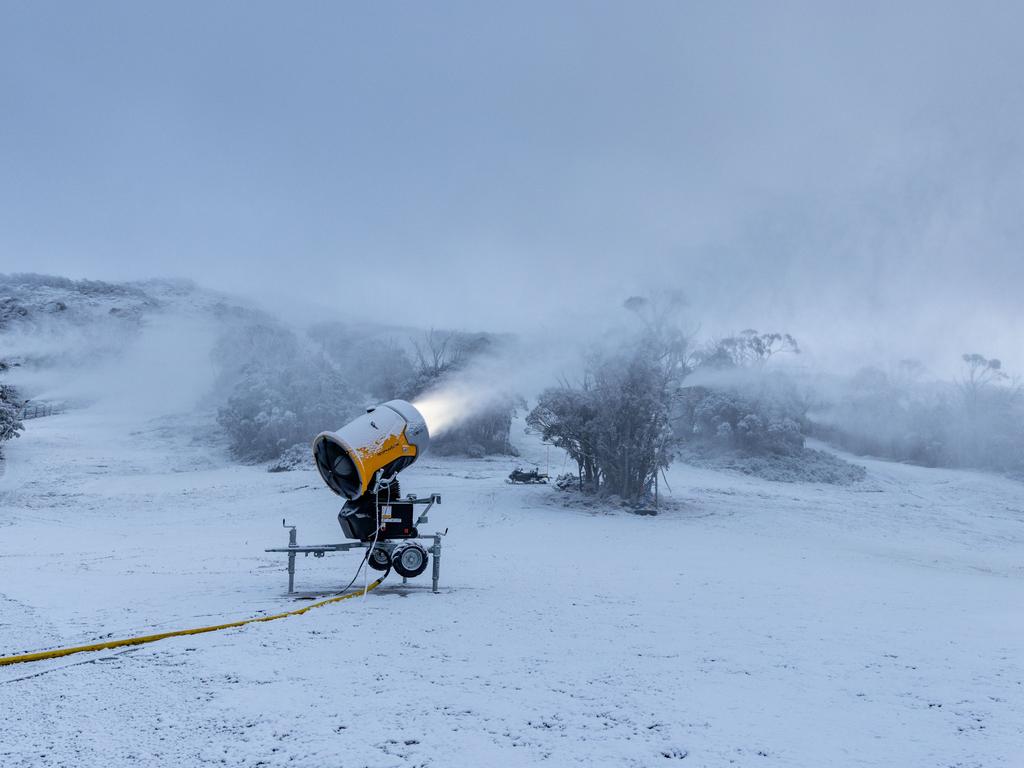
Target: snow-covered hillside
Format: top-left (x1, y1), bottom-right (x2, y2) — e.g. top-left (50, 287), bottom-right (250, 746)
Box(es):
top-left (0, 274), bottom-right (259, 331)
top-left (0, 273), bottom-right (262, 373)
top-left (1, 407), bottom-right (1021, 767)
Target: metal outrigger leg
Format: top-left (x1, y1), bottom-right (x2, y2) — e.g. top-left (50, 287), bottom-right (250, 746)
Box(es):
top-left (284, 520), bottom-right (297, 594)
top-left (430, 531), bottom-right (441, 593)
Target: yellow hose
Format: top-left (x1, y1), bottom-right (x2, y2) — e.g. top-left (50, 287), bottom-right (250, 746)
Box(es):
top-left (0, 575), bottom-right (387, 667)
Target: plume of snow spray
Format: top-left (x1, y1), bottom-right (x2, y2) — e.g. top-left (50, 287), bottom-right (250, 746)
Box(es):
top-left (411, 335), bottom-right (580, 437)
top-left (412, 374), bottom-right (514, 438)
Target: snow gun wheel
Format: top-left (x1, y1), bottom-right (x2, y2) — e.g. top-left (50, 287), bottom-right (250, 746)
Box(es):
top-left (368, 545), bottom-right (391, 572)
top-left (391, 542), bottom-right (428, 578)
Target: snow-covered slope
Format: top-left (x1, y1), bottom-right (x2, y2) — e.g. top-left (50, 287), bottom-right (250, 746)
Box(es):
top-left (0, 274), bottom-right (270, 413)
top-left (0, 274), bottom-right (260, 332)
top-left (0, 409), bottom-right (1022, 767)
top-left (1, 274), bottom-right (264, 378)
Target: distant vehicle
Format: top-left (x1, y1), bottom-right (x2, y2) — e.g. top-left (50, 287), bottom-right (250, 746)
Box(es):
top-left (507, 467), bottom-right (549, 484)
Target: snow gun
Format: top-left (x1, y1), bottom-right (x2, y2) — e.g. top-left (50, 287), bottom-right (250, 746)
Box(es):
top-left (312, 399), bottom-right (441, 578)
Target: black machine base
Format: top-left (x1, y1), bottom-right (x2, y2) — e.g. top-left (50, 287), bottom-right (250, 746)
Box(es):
top-left (338, 492), bottom-right (441, 542)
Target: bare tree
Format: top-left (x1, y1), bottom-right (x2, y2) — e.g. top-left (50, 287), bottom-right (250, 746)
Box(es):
top-left (697, 329), bottom-right (800, 369)
top-left (958, 353), bottom-right (1008, 408)
top-left (412, 329), bottom-right (456, 378)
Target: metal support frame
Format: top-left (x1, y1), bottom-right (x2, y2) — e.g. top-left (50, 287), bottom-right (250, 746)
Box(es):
top-left (266, 494), bottom-right (445, 595)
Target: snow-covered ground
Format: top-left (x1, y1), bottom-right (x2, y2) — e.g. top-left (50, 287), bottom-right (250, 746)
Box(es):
top-left (1, 410), bottom-right (1022, 767)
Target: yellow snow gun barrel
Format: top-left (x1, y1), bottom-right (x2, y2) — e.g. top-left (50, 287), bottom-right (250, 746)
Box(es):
top-left (312, 399), bottom-right (430, 500)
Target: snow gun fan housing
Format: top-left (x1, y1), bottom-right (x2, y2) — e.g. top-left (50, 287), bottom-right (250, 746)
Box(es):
top-left (312, 399), bottom-right (430, 501)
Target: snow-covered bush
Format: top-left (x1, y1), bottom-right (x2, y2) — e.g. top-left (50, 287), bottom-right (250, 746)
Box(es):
top-left (266, 443), bottom-right (314, 473)
top-left (527, 386), bottom-right (601, 491)
top-left (0, 381), bottom-right (25, 446)
top-left (676, 329), bottom-right (808, 458)
top-left (217, 361), bottom-right (360, 463)
top-left (554, 472), bottom-right (579, 491)
top-left (307, 324), bottom-right (417, 402)
top-left (215, 322), bottom-right (362, 462)
top-left (683, 386), bottom-right (805, 456)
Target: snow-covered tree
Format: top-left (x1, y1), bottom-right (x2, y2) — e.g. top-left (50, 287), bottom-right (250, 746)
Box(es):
top-left (0, 381), bottom-right (24, 445)
top-left (215, 323), bottom-right (362, 462)
top-left (527, 385), bottom-right (600, 490)
top-left (528, 326), bottom-right (685, 503)
top-left (217, 361), bottom-right (360, 462)
top-left (695, 329), bottom-right (800, 369)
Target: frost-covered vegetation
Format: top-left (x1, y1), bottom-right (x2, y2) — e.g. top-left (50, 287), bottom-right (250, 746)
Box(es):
top-left (527, 297), bottom-right (855, 502)
top-left (0, 273), bottom-right (525, 463)
top-left (678, 331), bottom-right (808, 455)
top-left (0, 380), bottom-right (25, 447)
top-left (814, 354), bottom-right (1024, 475)
top-left (213, 323), bottom-right (361, 463)
top-left (527, 290), bottom-right (1024, 501)
top-left (3, 274), bottom-right (1021, 482)
top-left (1, 353), bottom-right (26, 452)
top-left (0, 273), bottom-right (154, 329)
top-left (527, 336), bottom-right (682, 501)
top-left (0, 273), bottom-right (153, 372)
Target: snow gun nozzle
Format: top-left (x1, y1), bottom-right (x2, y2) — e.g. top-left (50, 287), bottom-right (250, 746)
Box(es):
top-left (312, 400), bottom-right (430, 501)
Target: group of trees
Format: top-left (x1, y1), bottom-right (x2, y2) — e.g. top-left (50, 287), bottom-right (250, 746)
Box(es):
top-left (677, 385), bottom-right (805, 457)
top-left (677, 330), bottom-right (808, 457)
top-left (131, 297), bottom-right (1012, 491)
top-left (526, 304), bottom-right (809, 503)
top-left (215, 323), bottom-right (362, 462)
top-left (219, 303), bottom-right (1023, 488)
top-left (817, 354), bottom-right (1023, 473)
top-left (218, 322), bottom-right (521, 463)
top-left (953, 354), bottom-right (1022, 471)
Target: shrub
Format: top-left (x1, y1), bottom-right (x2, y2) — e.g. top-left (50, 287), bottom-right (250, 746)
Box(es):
top-left (0, 382), bottom-right (24, 445)
top-left (680, 379), bottom-right (806, 457)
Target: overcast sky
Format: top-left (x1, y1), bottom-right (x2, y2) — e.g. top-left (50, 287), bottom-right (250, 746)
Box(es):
top-left (2, 2), bottom-right (1022, 372)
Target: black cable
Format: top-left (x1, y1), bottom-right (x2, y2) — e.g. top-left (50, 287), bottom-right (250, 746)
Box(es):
top-left (338, 552), bottom-right (389, 597)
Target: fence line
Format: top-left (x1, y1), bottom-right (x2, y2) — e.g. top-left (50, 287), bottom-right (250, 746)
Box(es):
top-left (18, 402), bottom-right (65, 421)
